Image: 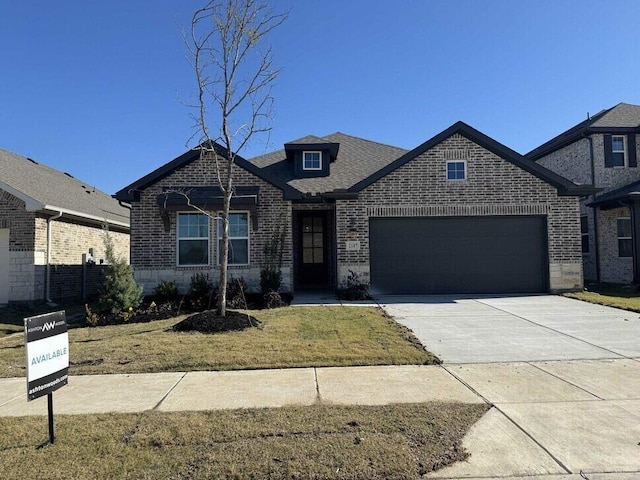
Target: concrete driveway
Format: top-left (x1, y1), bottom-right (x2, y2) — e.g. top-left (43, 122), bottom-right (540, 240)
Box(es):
top-left (380, 294), bottom-right (640, 363)
top-left (381, 294), bottom-right (640, 477)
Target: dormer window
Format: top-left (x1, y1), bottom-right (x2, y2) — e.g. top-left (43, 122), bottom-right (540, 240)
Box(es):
top-left (303, 151), bottom-right (322, 170)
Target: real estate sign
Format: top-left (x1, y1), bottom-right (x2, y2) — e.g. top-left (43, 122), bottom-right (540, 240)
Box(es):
top-left (24, 311), bottom-right (69, 401)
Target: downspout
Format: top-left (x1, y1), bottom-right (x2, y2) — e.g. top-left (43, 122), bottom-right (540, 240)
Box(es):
top-left (586, 134), bottom-right (601, 283)
top-left (46, 211), bottom-right (63, 303)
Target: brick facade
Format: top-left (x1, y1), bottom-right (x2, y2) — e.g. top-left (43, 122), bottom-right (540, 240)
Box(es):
top-left (538, 133), bottom-right (640, 283)
top-left (0, 188), bottom-right (130, 302)
top-left (335, 134), bottom-right (582, 292)
top-left (128, 132), bottom-right (584, 295)
top-left (130, 154), bottom-right (293, 295)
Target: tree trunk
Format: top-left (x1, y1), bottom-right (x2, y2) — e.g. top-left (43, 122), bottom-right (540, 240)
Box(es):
top-left (217, 163), bottom-right (234, 317)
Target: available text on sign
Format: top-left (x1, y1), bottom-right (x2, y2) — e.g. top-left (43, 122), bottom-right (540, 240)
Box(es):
top-left (24, 311), bottom-right (69, 401)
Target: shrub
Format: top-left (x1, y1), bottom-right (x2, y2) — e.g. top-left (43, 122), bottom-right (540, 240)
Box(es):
top-left (263, 290), bottom-right (286, 309)
top-left (225, 277), bottom-right (248, 309)
top-left (337, 270), bottom-right (372, 301)
top-left (260, 220), bottom-right (287, 294)
top-left (189, 273), bottom-right (214, 311)
top-left (154, 280), bottom-right (178, 302)
top-left (98, 230), bottom-right (143, 314)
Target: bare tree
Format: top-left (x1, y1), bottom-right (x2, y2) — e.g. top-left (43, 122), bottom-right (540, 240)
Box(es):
top-left (186, 0), bottom-right (287, 316)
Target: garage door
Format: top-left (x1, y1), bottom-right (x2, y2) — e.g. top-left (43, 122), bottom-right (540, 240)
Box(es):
top-left (369, 216), bottom-right (548, 294)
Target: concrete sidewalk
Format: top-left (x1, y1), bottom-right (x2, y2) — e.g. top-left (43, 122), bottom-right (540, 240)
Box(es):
top-left (1, 360), bottom-right (639, 479)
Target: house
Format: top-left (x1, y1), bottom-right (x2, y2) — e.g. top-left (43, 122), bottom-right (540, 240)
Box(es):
top-left (115, 122), bottom-right (594, 296)
top-left (0, 147), bottom-right (130, 304)
top-left (527, 102), bottom-right (640, 284)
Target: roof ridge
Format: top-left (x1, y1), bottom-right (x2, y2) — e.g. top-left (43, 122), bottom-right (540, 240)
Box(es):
top-left (323, 132), bottom-right (407, 151)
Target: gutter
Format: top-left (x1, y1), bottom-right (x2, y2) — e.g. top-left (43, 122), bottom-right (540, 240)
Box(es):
top-left (46, 211), bottom-right (63, 303)
top-left (43, 205), bottom-right (129, 229)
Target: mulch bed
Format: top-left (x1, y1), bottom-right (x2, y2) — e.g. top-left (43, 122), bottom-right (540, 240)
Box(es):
top-left (172, 309), bottom-right (260, 333)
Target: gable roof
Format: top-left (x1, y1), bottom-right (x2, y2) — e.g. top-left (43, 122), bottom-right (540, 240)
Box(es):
top-left (251, 132), bottom-right (409, 197)
top-left (350, 121), bottom-right (597, 196)
top-left (0, 147), bottom-right (129, 228)
top-left (588, 178), bottom-right (640, 209)
top-left (114, 142), bottom-right (300, 202)
top-left (526, 103), bottom-right (640, 160)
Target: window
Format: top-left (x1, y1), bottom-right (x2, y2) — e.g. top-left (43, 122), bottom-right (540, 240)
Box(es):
top-left (612, 135), bottom-right (627, 167)
top-left (303, 151), bottom-right (322, 170)
top-left (218, 212), bottom-right (249, 265)
top-left (617, 217), bottom-right (632, 258)
top-left (177, 213), bottom-right (209, 266)
top-left (446, 160), bottom-right (466, 181)
top-left (580, 215), bottom-right (589, 254)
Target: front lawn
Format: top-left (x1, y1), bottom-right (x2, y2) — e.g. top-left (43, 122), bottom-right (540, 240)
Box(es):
top-left (0, 306), bottom-right (438, 377)
top-left (565, 283), bottom-right (640, 313)
top-left (0, 403), bottom-right (488, 480)
top-left (565, 290), bottom-right (640, 313)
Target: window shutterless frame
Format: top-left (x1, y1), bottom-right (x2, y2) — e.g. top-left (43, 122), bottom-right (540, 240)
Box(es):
top-left (617, 217), bottom-right (632, 258)
top-left (580, 215), bottom-right (589, 254)
top-left (217, 211), bottom-right (250, 266)
top-left (302, 151), bottom-right (322, 170)
top-left (446, 160), bottom-right (466, 181)
top-left (612, 135), bottom-right (627, 167)
top-left (176, 211), bottom-right (210, 267)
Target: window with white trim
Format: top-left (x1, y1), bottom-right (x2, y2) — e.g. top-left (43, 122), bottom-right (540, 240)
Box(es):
top-left (617, 217), bottom-right (632, 258)
top-left (446, 160), bottom-right (466, 181)
top-left (303, 151), bottom-right (322, 170)
top-left (612, 135), bottom-right (627, 167)
top-left (580, 215), bottom-right (589, 254)
top-left (218, 212), bottom-right (249, 265)
top-left (177, 212), bottom-right (209, 266)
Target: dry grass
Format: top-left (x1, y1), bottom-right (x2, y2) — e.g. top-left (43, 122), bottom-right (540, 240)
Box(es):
top-left (0, 306), bottom-right (437, 377)
top-left (0, 403), bottom-right (488, 480)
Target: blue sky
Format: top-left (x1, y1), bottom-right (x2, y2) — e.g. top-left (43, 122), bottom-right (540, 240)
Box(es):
top-left (2, 1), bottom-right (640, 194)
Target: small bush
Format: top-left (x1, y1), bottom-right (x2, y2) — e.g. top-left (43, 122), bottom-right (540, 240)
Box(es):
top-left (225, 278), bottom-right (248, 309)
top-left (263, 290), bottom-right (286, 309)
top-left (154, 280), bottom-right (178, 302)
top-left (260, 269), bottom-right (281, 295)
top-left (98, 230), bottom-right (143, 314)
top-left (337, 270), bottom-right (372, 301)
top-left (189, 273), bottom-right (214, 311)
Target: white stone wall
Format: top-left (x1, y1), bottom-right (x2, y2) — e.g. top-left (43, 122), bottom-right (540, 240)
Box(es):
top-left (9, 251), bottom-right (44, 301)
top-left (135, 266), bottom-right (292, 296)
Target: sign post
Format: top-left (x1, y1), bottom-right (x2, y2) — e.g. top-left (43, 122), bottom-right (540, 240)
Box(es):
top-left (24, 311), bottom-right (69, 445)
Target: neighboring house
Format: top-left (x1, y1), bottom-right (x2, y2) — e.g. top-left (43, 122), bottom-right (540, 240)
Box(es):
top-left (115, 122), bottom-right (594, 296)
top-left (0, 148), bottom-right (130, 304)
top-left (528, 102), bottom-right (640, 284)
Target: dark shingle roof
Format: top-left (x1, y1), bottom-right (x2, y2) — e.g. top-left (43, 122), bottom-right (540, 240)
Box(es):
top-left (250, 132), bottom-right (409, 194)
top-left (588, 178), bottom-right (640, 208)
top-left (527, 103), bottom-right (640, 160)
top-left (0, 147), bottom-right (130, 227)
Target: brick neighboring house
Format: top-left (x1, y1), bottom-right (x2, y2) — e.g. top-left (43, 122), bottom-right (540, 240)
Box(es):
top-left (0, 147), bottom-right (130, 304)
top-left (115, 122), bottom-right (594, 296)
top-left (528, 103), bottom-right (640, 284)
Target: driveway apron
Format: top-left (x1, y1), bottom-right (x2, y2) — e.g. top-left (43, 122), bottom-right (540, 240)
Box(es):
top-left (380, 295), bottom-right (640, 363)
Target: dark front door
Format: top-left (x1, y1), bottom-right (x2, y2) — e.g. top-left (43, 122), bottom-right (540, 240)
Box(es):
top-left (297, 212), bottom-right (329, 288)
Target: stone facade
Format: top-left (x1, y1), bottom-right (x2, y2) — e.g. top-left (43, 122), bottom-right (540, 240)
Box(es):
top-left (0, 188), bottom-right (130, 302)
top-left (335, 134), bottom-right (583, 292)
top-left (130, 155), bottom-right (293, 295)
top-left (537, 133), bottom-right (640, 283)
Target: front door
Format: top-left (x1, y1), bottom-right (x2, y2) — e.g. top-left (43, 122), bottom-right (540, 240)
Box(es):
top-left (297, 213), bottom-right (329, 288)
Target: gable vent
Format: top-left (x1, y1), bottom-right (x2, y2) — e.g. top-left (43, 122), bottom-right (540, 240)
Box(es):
top-left (443, 148), bottom-right (469, 160)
